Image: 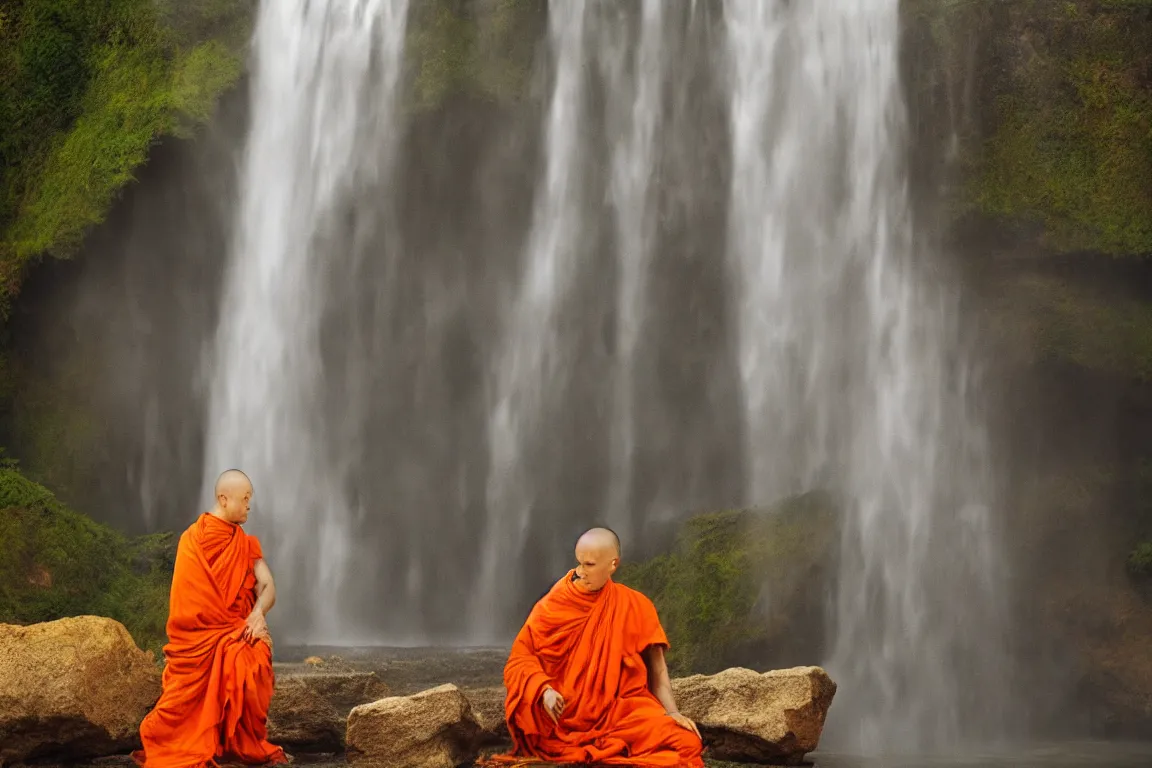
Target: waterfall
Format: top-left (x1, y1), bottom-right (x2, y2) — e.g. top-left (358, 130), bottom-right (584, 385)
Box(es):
top-left (600, 0), bottom-right (666, 542)
top-left (723, 0), bottom-right (1011, 753)
top-left (472, 1), bottom-right (590, 640)
top-left (202, 0), bottom-right (410, 639)
top-left (192, 0), bottom-right (1012, 749)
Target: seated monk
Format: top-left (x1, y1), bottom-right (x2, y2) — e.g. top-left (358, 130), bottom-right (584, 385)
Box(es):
top-left (488, 527), bottom-right (704, 767)
top-left (133, 469), bottom-right (288, 768)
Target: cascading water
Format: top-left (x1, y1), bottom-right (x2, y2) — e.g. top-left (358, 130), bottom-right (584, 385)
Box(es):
top-left (722, 0), bottom-right (1011, 754)
top-left (193, 0), bottom-right (1013, 749)
top-left (202, 0), bottom-right (410, 639)
top-left (471, 1), bottom-right (590, 641)
top-left (599, 0), bottom-right (666, 542)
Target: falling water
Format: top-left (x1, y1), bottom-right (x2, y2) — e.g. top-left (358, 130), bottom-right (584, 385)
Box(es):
top-left (723, 0), bottom-right (1011, 754)
top-left (472, 1), bottom-right (590, 641)
top-left (183, 0), bottom-right (1011, 748)
top-left (600, 0), bottom-right (666, 541)
top-left (202, 0), bottom-right (410, 637)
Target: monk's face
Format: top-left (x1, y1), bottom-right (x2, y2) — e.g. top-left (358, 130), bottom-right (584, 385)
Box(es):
top-left (573, 541), bottom-right (618, 592)
top-left (218, 481), bottom-right (253, 525)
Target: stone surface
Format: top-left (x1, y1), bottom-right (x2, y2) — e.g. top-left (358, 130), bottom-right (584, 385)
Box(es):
top-left (0, 616), bottom-right (162, 765)
top-left (672, 666), bottom-right (836, 765)
top-left (464, 686), bottom-right (508, 746)
top-left (267, 670), bottom-right (391, 752)
top-left (346, 683), bottom-right (482, 768)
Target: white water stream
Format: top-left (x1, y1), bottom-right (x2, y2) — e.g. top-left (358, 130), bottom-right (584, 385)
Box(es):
top-left (201, 0), bottom-right (1012, 751)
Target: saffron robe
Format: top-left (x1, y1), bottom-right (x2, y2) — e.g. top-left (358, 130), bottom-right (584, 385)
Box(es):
top-left (493, 573), bottom-right (705, 767)
top-left (134, 513), bottom-right (285, 768)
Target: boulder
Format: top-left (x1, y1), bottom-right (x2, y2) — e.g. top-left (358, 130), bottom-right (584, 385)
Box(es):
top-left (267, 670), bottom-right (391, 752)
top-left (0, 616), bottom-right (162, 765)
top-left (672, 666), bottom-right (836, 765)
top-left (464, 686), bottom-right (509, 745)
top-left (346, 683), bottom-right (482, 768)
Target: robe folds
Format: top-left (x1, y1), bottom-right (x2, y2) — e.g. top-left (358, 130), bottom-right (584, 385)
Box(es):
top-left (491, 573), bottom-right (705, 768)
top-left (133, 513), bottom-right (286, 768)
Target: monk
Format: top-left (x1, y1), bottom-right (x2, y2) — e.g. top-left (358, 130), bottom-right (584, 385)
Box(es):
top-left (134, 469), bottom-right (288, 768)
top-left (490, 527), bottom-right (705, 767)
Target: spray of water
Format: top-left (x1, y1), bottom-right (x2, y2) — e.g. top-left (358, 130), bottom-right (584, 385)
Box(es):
top-left (202, 0), bottom-right (410, 639)
top-left (722, 0), bottom-right (1012, 753)
top-left (599, 0), bottom-right (667, 542)
top-left (471, 1), bottom-right (590, 641)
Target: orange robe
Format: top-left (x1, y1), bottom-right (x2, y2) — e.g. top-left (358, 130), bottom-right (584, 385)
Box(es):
top-left (134, 513), bottom-right (286, 768)
top-left (491, 573), bottom-right (705, 767)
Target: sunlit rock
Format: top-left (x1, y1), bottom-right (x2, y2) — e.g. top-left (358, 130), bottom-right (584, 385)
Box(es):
top-left (672, 666), bottom-right (836, 765)
top-left (0, 616), bottom-right (161, 765)
top-left (346, 683), bottom-right (481, 768)
top-left (463, 686), bottom-right (509, 746)
top-left (267, 670), bottom-right (390, 752)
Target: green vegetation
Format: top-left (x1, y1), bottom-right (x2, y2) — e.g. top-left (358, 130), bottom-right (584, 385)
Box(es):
top-left (908, 0), bottom-right (1152, 256)
top-left (1129, 541), bottom-right (1152, 577)
top-left (985, 271), bottom-right (1152, 380)
top-left (617, 491), bottom-right (839, 675)
top-left (0, 0), bottom-right (252, 318)
top-left (406, 0), bottom-right (543, 111)
top-left (0, 461), bottom-right (173, 656)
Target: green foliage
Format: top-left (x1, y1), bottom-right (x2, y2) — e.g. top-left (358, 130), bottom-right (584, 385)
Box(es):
top-left (617, 491), bottom-right (839, 675)
top-left (987, 271), bottom-right (1152, 380)
top-left (1129, 542), bottom-right (1152, 577)
top-left (0, 464), bottom-right (173, 656)
top-left (406, 0), bottom-right (543, 111)
top-left (0, 0), bottom-right (252, 316)
top-left (967, 2), bottom-right (1152, 256)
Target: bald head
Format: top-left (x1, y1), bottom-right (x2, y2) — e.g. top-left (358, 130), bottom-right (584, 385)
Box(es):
top-left (572, 527), bottom-right (621, 592)
top-left (577, 527), bottom-right (621, 558)
top-left (215, 469), bottom-right (251, 497)
top-left (212, 469), bottom-right (253, 525)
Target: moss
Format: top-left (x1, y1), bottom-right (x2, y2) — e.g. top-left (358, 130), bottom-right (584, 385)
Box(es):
top-left (0, 463), bottom-right (173, 656)
top-left (0, 0), bottom-right (252, 317)
top-left (405, 0), bottom-right (543, 112)
top-left (1129, 541), bottom-right (1152, 577)
top-left (966, 1), bottom-right (1152, 255)
top-left (617, 491), bottom-right (839, 675)
top-left (984, 270), bottom-right (1152, 380)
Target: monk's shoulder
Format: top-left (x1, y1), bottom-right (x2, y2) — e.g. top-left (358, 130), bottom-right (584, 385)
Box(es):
top-left (244, 531), bottom-right (265, 561)
top-left (175, 518), bottom-right (199, 551)
top-left (612, 581), bottom-right (659, 615)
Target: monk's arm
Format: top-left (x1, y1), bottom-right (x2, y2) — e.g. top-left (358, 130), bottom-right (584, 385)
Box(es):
top-left (642, 644), bottom-right (681, 715)
top-left (505, 625), bottom-right (556, 716)
top-left (253, 559), bottom-right (276, 615)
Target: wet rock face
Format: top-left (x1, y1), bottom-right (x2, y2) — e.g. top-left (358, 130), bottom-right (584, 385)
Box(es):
top-left (345, 683), bottom-right (482, 768)
top-left (671, 666), bottom-right (837, 765)
top-left (267, 669), bottom-right (391, 752)
top-left (0, 616), bottom-right (162, 766)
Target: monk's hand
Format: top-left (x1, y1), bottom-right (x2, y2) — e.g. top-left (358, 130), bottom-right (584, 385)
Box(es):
top-left (242, 608), bottom-right (268, 643)
top-left (540, 686), bottom-right (566, 724)
top-left (667, 711), bottom-right (701, 739)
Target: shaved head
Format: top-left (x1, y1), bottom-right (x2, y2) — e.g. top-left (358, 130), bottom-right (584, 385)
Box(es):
top-left (577, 527), bottom-right (621, 558)
top-left (572, 527), bottom-right (621, 592)
top-left (212, 469), bottom-right (253, 525)
top-left (215, 469), bottom-right (252, 497)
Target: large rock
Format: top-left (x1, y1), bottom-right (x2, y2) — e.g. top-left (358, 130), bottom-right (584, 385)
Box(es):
top-left (672, 666), bottom-right (836, 765)
top-left (267, 670), bottom-right (391, 752)
top-left (463, 686), bottom-right (509, 746)
top-left (346, 683), bottom-right (482, 768)
top-left (0, 616), bottom-right (162, 765)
